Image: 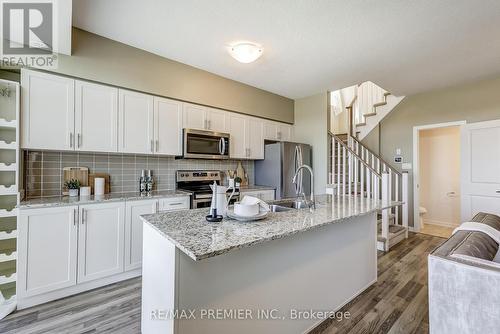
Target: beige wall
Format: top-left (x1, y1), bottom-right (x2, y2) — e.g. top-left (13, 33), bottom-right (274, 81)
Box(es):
top-left (47, 28), bottom-right (294, 123)
top-left (294, 92), bottom-right (328, 194)
top-left (368, 75), bottom-right (500, 227)
top-left (419, 127), bottom-right (461, 227)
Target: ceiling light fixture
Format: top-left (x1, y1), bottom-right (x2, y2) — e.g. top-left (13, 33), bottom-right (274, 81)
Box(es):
top-left (228, 42), bottom-right (263, 63)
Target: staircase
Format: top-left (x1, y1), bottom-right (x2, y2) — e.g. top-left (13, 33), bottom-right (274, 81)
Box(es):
top-left (328, 81), bottom-right (408, 251)
top-left (327, 134), bottom-right (409, 252)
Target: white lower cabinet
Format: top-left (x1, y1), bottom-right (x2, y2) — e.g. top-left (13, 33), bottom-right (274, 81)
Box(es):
top-left (77, 202), bottom-right (125, 283)
top-left (158, 196), bottom-right (190, 212)
top-left (125, 199), bottom-right (157, 271)
top-left (18, 206), bottom-right (78, 298)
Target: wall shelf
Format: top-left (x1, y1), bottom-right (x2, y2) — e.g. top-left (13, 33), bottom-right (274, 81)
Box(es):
top-left (0, 209), bottom-right (17, 218)
top-left (0, 185), bottom-right (17, 195)
top-left (0, 141), bottom-right (16, 150)
top-left (0, 163), bottom-right (16, 171)
top-left (0, 119), bottom-right (16, 129)
top-left (0, 248), bottom-right (16, 263)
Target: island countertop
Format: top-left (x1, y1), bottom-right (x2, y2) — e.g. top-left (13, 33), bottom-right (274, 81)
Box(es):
top-left (141, 194), bottom-right (400, 261)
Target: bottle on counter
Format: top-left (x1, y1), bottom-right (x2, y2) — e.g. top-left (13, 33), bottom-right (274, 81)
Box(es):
top-left (139, 170), bottom-right (147, 193)
top-left (145, 170), bottom-right (154, 192)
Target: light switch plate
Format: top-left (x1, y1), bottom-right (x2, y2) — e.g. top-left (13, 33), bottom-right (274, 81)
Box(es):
top-left (402, 163), bottom-right (412, 170)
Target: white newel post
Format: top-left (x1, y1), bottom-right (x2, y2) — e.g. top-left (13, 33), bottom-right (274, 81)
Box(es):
top-left (402, 172), bottom-right (409, 238)
top-left (381, 172), bottom-right (389, 251)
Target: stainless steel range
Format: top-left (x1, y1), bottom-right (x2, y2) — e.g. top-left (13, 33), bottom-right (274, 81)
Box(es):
top-left (176, 170), bottom-right (240, 209)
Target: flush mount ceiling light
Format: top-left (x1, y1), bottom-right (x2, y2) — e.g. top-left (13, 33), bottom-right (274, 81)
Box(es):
top-left (228, 42), bottom-right (263, 63)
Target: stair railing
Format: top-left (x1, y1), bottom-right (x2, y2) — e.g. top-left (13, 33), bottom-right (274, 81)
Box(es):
top-left (346, 135), bottom-right (409, 238)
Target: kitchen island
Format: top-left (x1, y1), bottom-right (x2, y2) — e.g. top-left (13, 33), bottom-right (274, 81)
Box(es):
top-left (140, 195), bottom-right (396, 334)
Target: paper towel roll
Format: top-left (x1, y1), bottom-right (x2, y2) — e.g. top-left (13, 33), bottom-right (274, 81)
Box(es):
top-left (94, 178), bottom-right (105, 195)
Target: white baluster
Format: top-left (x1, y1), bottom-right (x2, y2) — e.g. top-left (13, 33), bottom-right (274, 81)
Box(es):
top-left (337, 140), bottom-right (341, 196)
top-left (395, 174), bottom-right (399, 225)
top-left (381, 172), bottom-right (390, 251)
top-left (402, 172), bottom-right (409, 238)
top-left (366, 169), bottom-right (371, 199)
top-left (348, 151), bottom-right (352, 196)
top-left (342, 146), bottom-right (346, 195)
top-left (360, 148), bottom-right (365, 197)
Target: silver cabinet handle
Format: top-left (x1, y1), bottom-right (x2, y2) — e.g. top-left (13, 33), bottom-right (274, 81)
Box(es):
top-left (169, 202), bottom-right (184, 206)
top-left (78, 133), bottom-right (81, 148)
top-left (208, 120), bottom-right (211, 130)
top-left (70, 133), bottom-right (73, 148)
top-left (151, 140), bottom-right (154, 153)
top-left (222, 138), bottom-right (226, 155)
top-left (81, 208), bottom-right (85, 224)
top-left (73, 208), bottom-right (77, 225)
top-left (156, 140), bottom-right (159, 152)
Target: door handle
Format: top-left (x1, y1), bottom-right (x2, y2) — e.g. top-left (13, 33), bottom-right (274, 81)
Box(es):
top-left (74, 208), bottom-right (77, 225)
top-left (496, 190), bottom-right (500, 194)
top-left (151, 140), bottom-right (154, 153)
top-left (70, 133), bottom-right (73, 148)
top-left (156, 140), bottom-right (159, 152)
top-left (81, 208), bottom-right (85, 224)
top-left (218, 138), bottom-right (223, 154)
top-left (78, 133), bottom-right (81, 148)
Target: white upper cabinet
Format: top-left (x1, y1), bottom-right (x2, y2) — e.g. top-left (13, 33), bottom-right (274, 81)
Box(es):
top-left (18, 206), bottom-right (78, 298)
top-left (21, 69), bottom-right (75, 150)
top-left (206, 108), bottom-right (228, 133)
top-left (278, 123), bottom-right (293, 141)
top-left (229, 114), bottom-right (264, 159)
top-left (118, 89), bottom-right (154, 154)
top-left (77, 202), bottom-right (125, 283)
top-left (263, 121), bottom-right (293, 142)
top-left (229, 114), bottom-right (247, 159)
top-left (75, 80), bottom-right (118, 152)
top-left (154, 97), bottom-right (182, 156)
top-left (248, 118), bottom-right (264, 159)
top-left (183, 103), bottom-right (206, 130)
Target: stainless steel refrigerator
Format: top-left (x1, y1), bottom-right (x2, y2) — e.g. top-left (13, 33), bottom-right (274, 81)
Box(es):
top-left (255, 141), bottom-right (312, 200)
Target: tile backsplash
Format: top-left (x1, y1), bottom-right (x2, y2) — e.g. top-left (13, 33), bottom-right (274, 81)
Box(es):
top-left (24, 151), bottom-right (254, 198)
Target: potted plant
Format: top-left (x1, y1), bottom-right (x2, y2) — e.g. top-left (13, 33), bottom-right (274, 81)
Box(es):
top-left (65, 179), bottom-right (81, 197)
top-left (234, 176), bottom-right (242, 188)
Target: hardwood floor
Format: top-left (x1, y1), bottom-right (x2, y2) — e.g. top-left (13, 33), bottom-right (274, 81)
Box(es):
top-left (419, 223), bottom-right (454, 238)
top-left (311, 233), bottom-right (445, 334)
top-left (0, 233), bottom-right (444, 334)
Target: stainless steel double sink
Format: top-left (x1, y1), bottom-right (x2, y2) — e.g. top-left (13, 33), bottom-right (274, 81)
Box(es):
top-left (269, 200), bottom-right (309, 212)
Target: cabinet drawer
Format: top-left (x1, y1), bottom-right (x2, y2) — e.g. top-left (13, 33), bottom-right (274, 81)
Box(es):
top-left (158, 196), bottom-right (190, 211)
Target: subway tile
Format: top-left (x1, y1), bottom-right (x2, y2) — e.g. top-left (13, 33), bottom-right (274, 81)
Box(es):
top-left (43, 151), bottom-right (61, 161)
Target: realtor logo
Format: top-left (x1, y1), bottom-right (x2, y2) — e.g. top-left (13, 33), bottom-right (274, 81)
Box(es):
top-left (1, 1), bottom-right (57, 68)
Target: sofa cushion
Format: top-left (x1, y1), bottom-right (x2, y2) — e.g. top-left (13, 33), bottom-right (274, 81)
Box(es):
top-left (451, 231), bottom-right (499, 261)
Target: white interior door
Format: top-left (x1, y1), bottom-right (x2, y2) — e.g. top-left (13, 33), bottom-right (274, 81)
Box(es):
top-left (75, 80), bottom-right (118, 152)
top-left (154, 97), bottom-right (182, 155)
top-left (78, 202), bottom-right (125, 283)
top-left (461, 119), bottom-right (500, 220)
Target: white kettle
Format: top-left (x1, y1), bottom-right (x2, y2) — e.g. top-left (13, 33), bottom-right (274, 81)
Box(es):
top-left (210, 182), bottom-right (235, 217)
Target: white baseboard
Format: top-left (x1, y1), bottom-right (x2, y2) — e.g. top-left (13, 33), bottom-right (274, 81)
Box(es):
top-left (423, 219), bottom-right (459, 228)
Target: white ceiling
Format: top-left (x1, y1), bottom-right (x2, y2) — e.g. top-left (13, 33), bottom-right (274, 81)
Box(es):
top-left (72, 0), bottom-right (500, 99)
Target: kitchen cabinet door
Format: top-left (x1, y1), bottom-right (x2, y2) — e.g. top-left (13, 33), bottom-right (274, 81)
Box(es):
top-left (18, 206), bottom-right (78, 297)
top-left (206, 108), bottom-right (228, 133)
top-left (154, 97), bottom-right (182, 156)
top-left (248, 118), bottom-right (264, 159)
top-left (264, 121), bottom-right (279, 141)
top-left (21, 69), bottom-right (75, 150)
top-left (158, 196), bottom-right (190, 211)
top-left (77, 202), bottom-right (125, 283)
top-left (75, 80), bottom-right (118, 152)
top-left (183, 103), bottom-right (207, 130)
top-left (278, 124), bottom-right (293, 141)
top-left (229, 114), bottom-right (247, 159)
top-left (118, 89), bottom-right (154, 154)
top-left (125, 199), bottom-right (157, 271)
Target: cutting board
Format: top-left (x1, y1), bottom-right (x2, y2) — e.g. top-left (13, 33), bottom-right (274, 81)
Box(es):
top-left (88, 173), bottom-right (111, 194)
top-left (63, 167), bottom-right (89, 195)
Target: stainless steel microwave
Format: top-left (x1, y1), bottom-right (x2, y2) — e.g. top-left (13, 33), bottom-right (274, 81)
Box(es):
top-left (182, 129), bottom-right (230, 159)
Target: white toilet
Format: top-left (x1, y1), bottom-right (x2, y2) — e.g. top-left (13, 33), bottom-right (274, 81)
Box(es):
top-left (419, 207), bottom-right (427, 228)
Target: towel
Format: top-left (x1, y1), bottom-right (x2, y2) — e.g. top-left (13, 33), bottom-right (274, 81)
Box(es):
top-left (453, 221), bottom-right (500, 244)
top-left (240, 195), bottom-right (270, 212)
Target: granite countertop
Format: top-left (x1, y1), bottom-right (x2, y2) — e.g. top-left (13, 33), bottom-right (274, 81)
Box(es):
top-left (141, 195), bottom-right (401, 261)
top-left (18, 190), bottom-right (191, 209)
top-left (239, 185), bottom-right (276, 191)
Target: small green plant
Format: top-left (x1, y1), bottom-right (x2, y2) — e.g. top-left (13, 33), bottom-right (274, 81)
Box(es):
top-left (234, 176), bottom-right (242, 183)
top-left (64, 179), bottom-right (81, 190)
